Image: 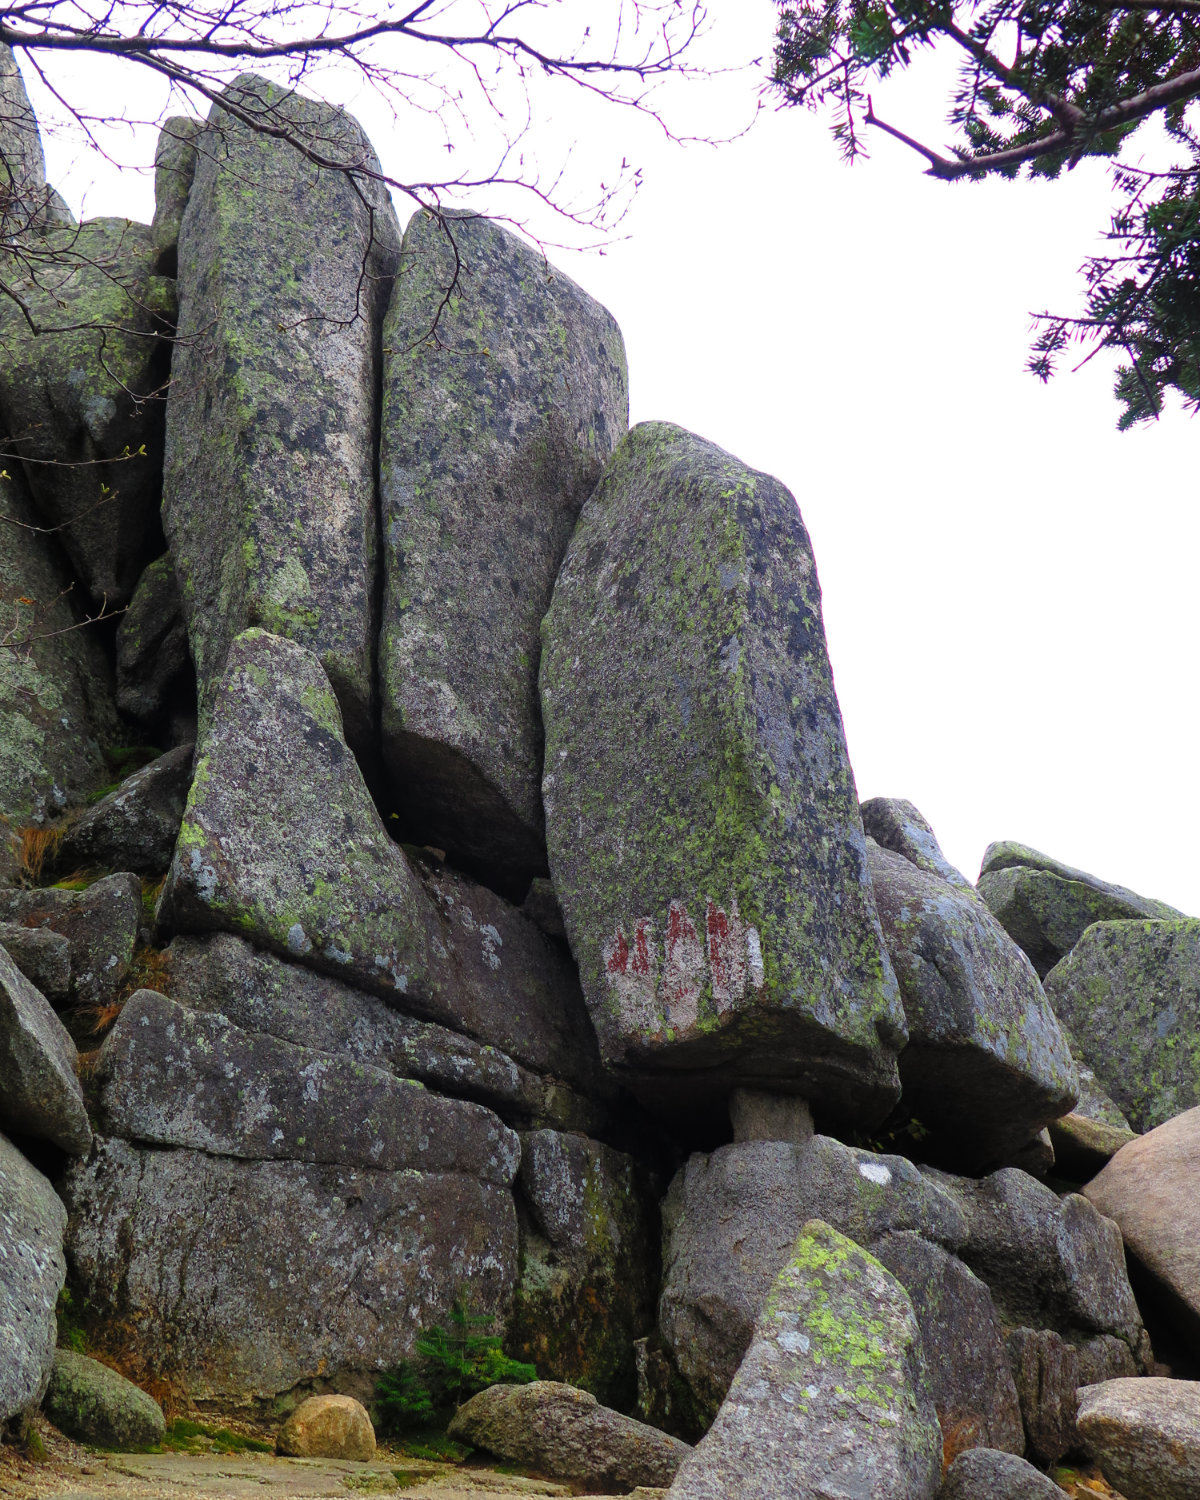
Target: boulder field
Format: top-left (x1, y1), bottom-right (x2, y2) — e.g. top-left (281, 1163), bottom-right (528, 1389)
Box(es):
top-left (0, 42), bottom-right (1196, 1500)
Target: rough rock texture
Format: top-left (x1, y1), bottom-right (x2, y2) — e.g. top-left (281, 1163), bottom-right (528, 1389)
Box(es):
top-left (162, 628), bottom-right (602, 1090)
top-left (728, 1088), bottom-right (814, 1144)
top-left (522, 879), bottom-right (566, 940)
top-left (1049, 1112), bottom-right (1138, 1182)
top-left (1077, 1377), bottom-right (1200, 1500)
top-left (0, 463), bottom-right (119, 827)
top-left (1045, 918), bottom-right (1200, 1132)
top-left (98, 989), bottom-right (520, 1184)
top-left (276, 1395), bottom-right (375, 1461)
top-left (978, 842), bottom-right (1181, 978)
top-left (1083, 1106), bottom-right (1200, 1355)
top-left (540, 421), bottom-right (905, 1121)
top-left (873, 1231), bottom-right (1025, 1456)
top-left (166, 932), bottom-right (598, 1130)
top-left (163, 74), bottom-right (401, 750)
top-left (380, 210), bottom-right (629, 894)
top-left (665, 1221), bottom-right (941, 1500)
top-left (0, 44), bottom-right (51, 224)
top-left (62, 1136), bottom-right (518, 1401)
top-left (150, 117), bottom-right (201, 268)
top-left (0, 873), bottom-right (141, 1011)
top-left (867, 839), bottom-right (1077, 1163)
top-left (447, 1382), bottom-right (688, 1492)
top-left (1005, 1327), bottom-right (1081, 1465)
top-left (0, 217), bottom-right (174, 608)
top-left (861, 797), bottom-right (976, 894)
top-left (658, 1135), bottom-right (965, 1422)
top-left (938, 1448), bottom-right (1064, 1500)
top-left (114, 555), bottom-right (194, 729)
top-left (0, 1131), bottom-right (66, 1422)
top-left (0, 925), bottom-right (70, 1006)
top-left (60, 745), bottom-right (193, 877)
top-left (0, 944), bottom-right (91, 1153)
top-left (511, 1130), bottom-right (653, 1406)
top-left (42, 1349), bottom-right (166, 1450)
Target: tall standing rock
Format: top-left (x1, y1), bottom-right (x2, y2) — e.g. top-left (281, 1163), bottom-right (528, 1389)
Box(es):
top-left (379, 211), bottom-right (628, 895)
top-left (0, 1130), bottom-right (67, 1423)
top-left (163, 75), bottom-right (401, 751)
top-left (540, 422), bottom-right (905, 1120)
top-left (150, 116), bottom-right (201, 271)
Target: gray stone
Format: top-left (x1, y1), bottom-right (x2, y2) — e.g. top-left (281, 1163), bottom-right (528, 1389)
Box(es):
top-left (62, 1136), bottom-right (518, 1402)
top-left (522, 878), bottom-right (566, 940)
top-left (43, 1349), bottom-right (165, 1450)
top-left (873, 1232), bottom-right (1024, 1457)
top-left (511, 1130), bottom-right (653, 1407)
top-left (164, 75), bottom-right (401, 752)
top-left (665, 1221), bottom-right (941, 1500)
top-left (0, 1130), bottom-right (66, 1422)
top-left (1074, 1063), bottom-right (1136, 1132)
top-left (114, 555), bottom-right (193, 727)
top-left (0, 944), bottom-right (90, 1153)
top-left (982, 841), bottom-right (1183, 911)
top-left (150, 117), bottom-right (201, 268)
top-left (1045, 918), bottom-right (1200, 1132)
top-left (162, 628), bottom-right (603, 1091)
top-left (0, 925), bottom-right (70, 1006)
top-left (728, 1089), bottom-right (813, 1145)
top-left (1004, 1327), bottom-right (1080, 1466)
top-left (540, 421), bottom-right (905, 1122)
top-left (0, 44), bottom-right (50, 226)
top-left (867, 839), bottom-right (1077, 1164)
top-left (60, 745), bottom-right (193, 878)
top-left (0, 873), bottom-right (141, 1012)
top-left (658, 1135), bottom-right (965, 1422)
top-left (1076, 1376), bottom-right (1200, 1500)
top-left (1049, 1113), bottom-right (1138, 1182)
top-left (97, 989), bottom-right (519, 1185)
top-left (938, 1448), bottom-right (1064, 1500)
top-left (0, 217), bottom-right (174, 608)
top-left (447, 1381), bottom-right (688, 1492)
top-left (861, 796), bottom-right (976, 894)
top-left (380, 211), bottom-right (628, 894)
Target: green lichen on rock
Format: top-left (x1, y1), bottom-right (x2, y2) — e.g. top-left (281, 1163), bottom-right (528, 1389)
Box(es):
top-left (42, 1349), bottom-right (165, 1450)
top-left (539, 421), bottom-right (904, 1123)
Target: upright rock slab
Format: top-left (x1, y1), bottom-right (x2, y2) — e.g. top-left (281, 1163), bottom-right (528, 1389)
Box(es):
top-left (540, 422), bottom-right (905, 1119)
top-left (380, 211), bottom-right (628, 894)
top-left (0, 43), bottom-right (51, 225)
top-left (0, 945), bottom-right (91, 1154)
top-left (163, 75), bottom-right (400, 750)
top-left (0, 1130), bottom-right (66, 1423)
top-left (150, 116), bottom-right (201, 268)
top-left (665, 1221), bottom-right (941, 1500)
top-left (114, 555), bottom-right (194, 731)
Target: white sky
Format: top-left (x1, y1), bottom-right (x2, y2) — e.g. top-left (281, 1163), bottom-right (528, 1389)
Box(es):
top-left (24, 1), bottom-right (1200, 912)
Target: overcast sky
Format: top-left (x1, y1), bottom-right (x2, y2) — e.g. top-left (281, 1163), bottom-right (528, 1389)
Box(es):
top-left (26, 1), bottom-right (1200, 912)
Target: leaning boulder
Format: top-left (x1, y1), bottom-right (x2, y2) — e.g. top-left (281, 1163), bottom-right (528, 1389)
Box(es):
top-left (379, 210), bottom-right (628, 895)
top-left (0, 873), bottom-right (141, 1013)
top-left (540, 422), bottom-right (905, 1122)
top-left (277, 1395), bottom-right (375, 1461)
top-left (665, 1221), bottom-right (941, 1500)
top-left (0, 925), bottom-right (70, 1007)
top-left (861, 797), bottom-right (977, 894)
top-left (60, 744), bottom-right (193, 878)
top-left (448, 1381), bottom-right (689, 1492)
top-left (0, 1131), bottom-right (66, 1423)
top-left (42, 1349), bottom-right (165, 1450)
top-left (938, 1447), bottom-right (1064, 1500)
top-left (0, 945), bottom-right (91, 1154)
top-left (1076, 1377), bottom-right (1200, 1500)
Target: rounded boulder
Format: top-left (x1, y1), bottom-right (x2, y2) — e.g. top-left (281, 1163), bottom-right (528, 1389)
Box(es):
top-left (277, 1395), bottom-right (376, 1461)
top-left (42, 1349), bottom-right (165, 1450)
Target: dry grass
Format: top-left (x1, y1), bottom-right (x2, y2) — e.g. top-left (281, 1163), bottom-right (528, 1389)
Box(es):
top-left (940, 1418), bottom-right (983, 1472)
top-left (14, 825), bottom-right (62, 886)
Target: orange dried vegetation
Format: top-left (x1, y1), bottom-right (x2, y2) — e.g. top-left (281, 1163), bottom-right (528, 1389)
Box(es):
top-left (15, 824), bottom-right (62, 885)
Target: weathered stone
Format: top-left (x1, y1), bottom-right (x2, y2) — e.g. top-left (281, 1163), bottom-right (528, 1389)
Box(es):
top-left (1078, 1332), bottom-right (1140, 1385)
top-left (867, 839), bottom-right (1077, 1164)
top-left (522, 878), bottom-right (566, 940)
top-left (0, 217), bottom-right (174, 608)
top-left (1045, 918), bottom-right (1200, 1132)
top-left (0, 44), bottom-right (50, 226)
top-left (277, 1395), bottom-right (375, 1461)
top-left (162, 628), bottom-right (602, 1091)
top-left (540, 421), bottom-right (905, 1121)
top-left (938, 1447), bottom-right (1064, 1500)
top-left (0, 463), bottom-right (119, 827)
top-left (60, 745), bottom-right (193, 878)
top-left (659, 1136), bottom-right (965, 1422)
top-left (164, 75), bottom-right (401, 751)
top-left (0, 1130), bottom-right (66, 1422)
top-left (982, 841), bottom-right (1182, 911)
top-left (62, 1136), bottom-right (518, 1401)
top-left (166, 931), bottom-right (598, 1130)
top-left (42, 1349), bottom-right (165, 1450)
top-left (380, 211), bottom-right (628, 895)
top-left (0, 924), bottom-right (70, 1006)
top-left (1074, 1063), bottom-right (1136, 1131)
top-left (1076, 1377), bottom-right (1200, 1500)
top-left (150, 117), bottom-right (201, 268)
top-left (0, 873), bottom-right (141, 1011)
top-left (1049, 1113), bottom-right (1138, 1182)
top-left (633, 1336), bottom-right (705, 1444)
top-left (511, 1130), bottom-right (652, 1407)
top-left (861, 796), bottom-right (976, 894)
top-left (447, 1382), bottom-right (688, 1492)
top-left (666, 1221), bottom-right (941, 1500)
top-left (728, 1089), bottom-right (813, 1144)
top-left (0, 944), bottom-right (90, 1153)
top-left (1004, 1327), bottom-right (1080, 1466)
top-left (873, 1231), bottom-right (1024, 1457)
top-left (114, 555), bottom-right (194, 729)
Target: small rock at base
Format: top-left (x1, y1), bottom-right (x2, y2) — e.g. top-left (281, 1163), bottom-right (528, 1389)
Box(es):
top-left (1076, 1377), bottom-right (1200, 1500)
top-left (938, 1447), bottom-right (1064, 1499)
top-left (276, 1395), bottom-right (376, 1461)
top-left (42, 1349), bottom-right (165, 1450)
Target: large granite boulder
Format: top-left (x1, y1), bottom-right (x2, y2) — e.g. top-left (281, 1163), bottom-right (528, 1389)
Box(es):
top-left (59, 744), bottom-right (193, 877)
top-left (866, 839), bottom-right (1077, 1164)
top-left (162, 628), bottom-right (602, 1091)
top-left (978, 841), bottom-right (1181, 977)
top-left (665, 1221), bottom-right (941, 1500)
top-left (511, 1129), bottom-right (653, 1406)
top-left (1077, 1377), bottom-right (1200, 1500)
top-left (448, 1381), bottom-right (689, 1492)
top-left (0, 944), bottom-right (91, 1153)
top-left (0, 217), bottom-right (174, 608)
top-left (0, 1131), bottom-right (66, 1423)
top-left (43, 1349), bottom-right (166, 1450)
top-left (861, 796), bottom-right (977, 894)
top-left (0, 873), bottom-right (141, 1012)
top-left (113, 555), bottom-right (194, 732)
top-left (63, 1136), bottom-right (518, 1401)
top-left (1045, 918), bottom-right (1200, 1132)
top-left (540, 421), bottom-right (905, 1121)
top-left (379, 211), bottom-right (628, 896)
top-left (163, 74), bottom-right (401, 751)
